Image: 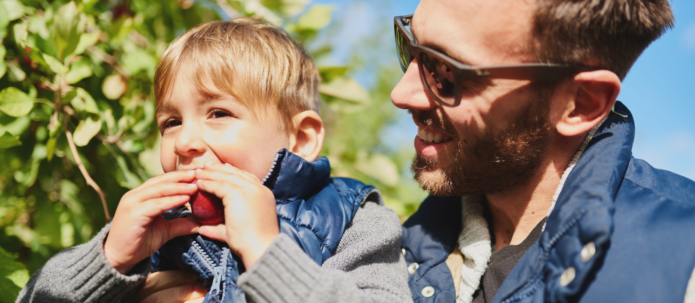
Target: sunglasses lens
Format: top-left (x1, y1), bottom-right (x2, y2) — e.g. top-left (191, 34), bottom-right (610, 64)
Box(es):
top-left (395, 24), bottom-right (411, 73)
top-left (419, 52), bottom-right (458, 105)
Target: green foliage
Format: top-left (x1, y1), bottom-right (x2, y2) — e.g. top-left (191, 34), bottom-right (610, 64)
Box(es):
top-left (0, 1), bottom-right (426, 299)
top-left (0, 246), bottom-right (29, 303)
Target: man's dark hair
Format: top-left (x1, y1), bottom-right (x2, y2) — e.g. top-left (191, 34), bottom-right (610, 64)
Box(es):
top-left (532, 0), bottom-right (674, 80)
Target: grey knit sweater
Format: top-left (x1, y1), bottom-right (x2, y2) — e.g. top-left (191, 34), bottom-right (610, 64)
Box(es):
top-left (16, 201), bottom-right (412, 303)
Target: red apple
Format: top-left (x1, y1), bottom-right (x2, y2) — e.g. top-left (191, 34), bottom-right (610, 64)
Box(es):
top-left (190, 188), bottom-right (225, 225)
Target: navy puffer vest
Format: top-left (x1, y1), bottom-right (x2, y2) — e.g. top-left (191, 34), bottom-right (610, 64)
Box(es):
top-left (151, 149), bottom-right (381, 302)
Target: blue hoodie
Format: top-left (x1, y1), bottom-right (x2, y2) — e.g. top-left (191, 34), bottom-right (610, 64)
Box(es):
top-left (152, 149), bottom-right (381, 303)
top-left (401, 102), bottom-right (695, 303)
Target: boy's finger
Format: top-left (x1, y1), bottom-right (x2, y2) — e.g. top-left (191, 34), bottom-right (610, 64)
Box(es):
top-left (139, 195), bottom-right (191, 217)
top-left (164, 217), bottom-right (201, 240)
top-left (194, 169), bottom-right (256, 187)
top-left (137, 282), bottom-right (207, 303)
top-left (134, 270), bottom-right (198, 302)
top-left (134, 182), bottom-right (198, 202)
top-left (198, 224), bottom-right (227, 242)
top-left (202, 162), bottom-right (259, 182)
top-left (139, 170), bottom-right (196, 188)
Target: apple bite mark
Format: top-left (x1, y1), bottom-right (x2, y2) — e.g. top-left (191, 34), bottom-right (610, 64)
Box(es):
top-left (189, 181), bottom-right (225, 225)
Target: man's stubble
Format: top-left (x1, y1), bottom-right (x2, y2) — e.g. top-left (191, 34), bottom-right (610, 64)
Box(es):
top-left (411, 87), bottom-right (553, 197)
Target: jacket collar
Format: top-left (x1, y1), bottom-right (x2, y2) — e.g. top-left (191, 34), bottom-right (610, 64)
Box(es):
top-left (262, 149), bottom-right (331, 202)
top-left (494, 101), bottom-right (635, 302)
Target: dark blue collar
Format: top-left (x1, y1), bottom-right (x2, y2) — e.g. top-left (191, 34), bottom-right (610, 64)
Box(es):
top-left (262, 149), bottom-right (331, 202)
top-left (494, 101), bottom-right (635, 301)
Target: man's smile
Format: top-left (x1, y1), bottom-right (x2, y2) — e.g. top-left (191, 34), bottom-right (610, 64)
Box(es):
top-left (414, 126), bottom-right (454, 158)
top-left (417, 127), bottom-right (453, 144)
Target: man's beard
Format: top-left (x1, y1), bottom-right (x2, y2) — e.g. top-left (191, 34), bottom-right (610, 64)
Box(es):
top-left (411, 88), bottom-right (552, 197)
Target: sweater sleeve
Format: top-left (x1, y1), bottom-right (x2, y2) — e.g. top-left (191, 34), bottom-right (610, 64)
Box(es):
top-left (237, 201), bottom-right (413, 303)
top-left (15, 224), bottom-right (150, 303)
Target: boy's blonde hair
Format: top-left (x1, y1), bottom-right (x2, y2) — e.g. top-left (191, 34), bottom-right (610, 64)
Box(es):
top-left (154, 18), bottom-right (320, 130)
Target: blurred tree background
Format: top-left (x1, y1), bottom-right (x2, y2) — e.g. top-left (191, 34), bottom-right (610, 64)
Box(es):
top-left (0, 0), bottom-right (426, 300)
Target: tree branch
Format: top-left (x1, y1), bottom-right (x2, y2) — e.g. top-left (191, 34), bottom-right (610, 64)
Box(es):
top-left (64, 121), bottom-right (111, 222)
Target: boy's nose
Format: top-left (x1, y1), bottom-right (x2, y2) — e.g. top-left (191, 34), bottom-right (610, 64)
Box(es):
top-left (174, 123), bottom-right (207, 158)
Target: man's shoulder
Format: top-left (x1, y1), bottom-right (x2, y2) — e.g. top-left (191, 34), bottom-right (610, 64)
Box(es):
top-left (621, 157), bottom-right (695, 208)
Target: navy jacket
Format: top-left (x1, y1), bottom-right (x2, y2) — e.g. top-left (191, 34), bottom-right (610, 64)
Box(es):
top-left (401, 102), bottom-right (695, 303)
top-left (152, 149), bottom-right (380, 303)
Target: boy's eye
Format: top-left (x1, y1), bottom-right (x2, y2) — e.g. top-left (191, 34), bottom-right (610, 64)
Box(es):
top-left (161, 119), bottom-right (181, 130)
top-left (209, 109), bottom-right (233, 119)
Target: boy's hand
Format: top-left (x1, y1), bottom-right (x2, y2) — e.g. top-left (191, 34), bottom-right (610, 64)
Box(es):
top-left (134, 270), bottom-right (207, 303)
top-left (195, 162), bottom-right (280, 268)
top-left (104, 171), bottom-right (200, 274)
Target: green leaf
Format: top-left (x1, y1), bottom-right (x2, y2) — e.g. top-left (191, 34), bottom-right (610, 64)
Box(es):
top-left (103, 109), bottom-right (115, 134)
top-left (318, 66), bottom-right (348, 83)
top-left (75, 88), bottom-right (99, 114)
top-left (42, 54), bottom-right (68, 74)
top-left (0, 116), bottom-right (31, 135)
top-left (102, 74), bottom-right (127, 100)
top-left (28, 15), bottom-right (49, 39)
top-left (0, 0), bottom-right (26, 21)
top-left (0, 131), bottom-right (22, 149)
top-left (12, 20), bottom-right (28, 47)
top-left (55, 2), bottom-right (79, 35)
top-left (59, 212), bottom-right (75, 248)
top-left (65, 59), bottom-right (92, 84)
top-left (121, 48), bottom-right (156, 76)
top-left (60, 180), bottom-right (84, 215)
top-left (54, 2), bottom-right (84, 60)
top-left (14, 145), bottom-right (43, 186)
top-left (0, 87), bottom-right (34, 117)
top-left (0, 246), bottom-right (29, 302)
top-left (74, 31), bottom-right (100, 55)
top-left (132, 101), bottom-right (154, 134)
top-left (296, 5), bottom-right (333, 31)
top-left (116, 155), bottom-right (142, 189)
top-left (6, 61), bottom-right (26, 82)
top-left (319, 76), bottom-right (371, 113)
top-left (45, 120), bottom-right (63, 161)
top-left (0, 6), bottom-right (9, 41)
top-left (45, 136), bottom-right (57, 161)
top-left (259, 0), bottom-right (310, 17)
top-left (72, 115), bottom-right (101, 146)
top-left (0, 45), bottom-right (6, 79)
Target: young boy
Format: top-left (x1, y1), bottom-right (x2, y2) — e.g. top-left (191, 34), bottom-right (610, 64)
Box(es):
top-left (17, 19), bottom-right (411, 303)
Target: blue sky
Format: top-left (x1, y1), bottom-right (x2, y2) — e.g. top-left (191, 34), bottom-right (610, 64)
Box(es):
top-left (313, 0), bottom-right (695, 181)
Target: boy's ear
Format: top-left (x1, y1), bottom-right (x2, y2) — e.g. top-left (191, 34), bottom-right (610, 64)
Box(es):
top-left (554, 70), bottom-right (621, 137)
top-left (288, 110), bottom-right (324, 162)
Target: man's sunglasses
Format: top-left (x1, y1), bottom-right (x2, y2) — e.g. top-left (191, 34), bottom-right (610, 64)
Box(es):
top-left (394, 15), bottom-right (600, 107)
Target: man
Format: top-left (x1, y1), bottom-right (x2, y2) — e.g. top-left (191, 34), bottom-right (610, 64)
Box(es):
top-left (393, 0), bottom-right (695, 302)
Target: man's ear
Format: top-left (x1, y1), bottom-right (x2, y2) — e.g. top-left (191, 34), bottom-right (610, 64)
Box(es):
top-left (555, 70), bottom-right (621, 137)
top-left (288, 110), bottom-right (325, 162)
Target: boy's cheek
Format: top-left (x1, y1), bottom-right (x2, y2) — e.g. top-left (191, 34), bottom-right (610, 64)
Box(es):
top-left (159, 139), bottom-right (178, 173)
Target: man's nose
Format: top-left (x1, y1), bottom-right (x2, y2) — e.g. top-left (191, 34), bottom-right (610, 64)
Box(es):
top-left (391, 60), bottom-right (436, 111)
top-left (174, 122), bottom-right (206, 157)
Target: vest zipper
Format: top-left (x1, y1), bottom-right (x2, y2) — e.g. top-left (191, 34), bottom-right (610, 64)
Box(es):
top-left (190, 240), bottom-right (228, 302)
top-left (208, 247), bottom-right (229, 302)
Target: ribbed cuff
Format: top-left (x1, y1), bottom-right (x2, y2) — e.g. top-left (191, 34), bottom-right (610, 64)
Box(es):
top-left (237, 233), bottom-right (323, 303)
top-left (66, 224), bottom-right (150, 303)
